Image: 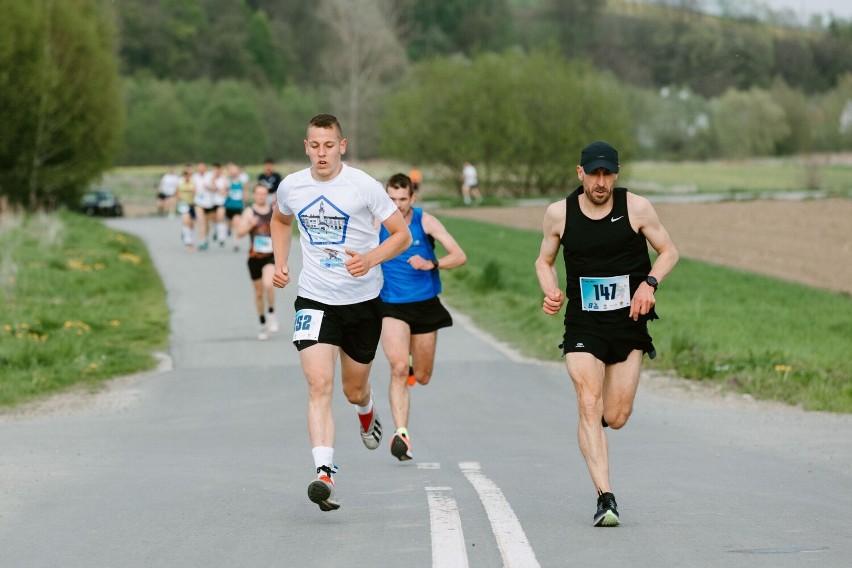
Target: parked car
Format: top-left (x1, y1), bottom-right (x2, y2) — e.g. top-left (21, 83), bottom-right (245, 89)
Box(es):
top-left (79, 189), bottom-right (123, 217)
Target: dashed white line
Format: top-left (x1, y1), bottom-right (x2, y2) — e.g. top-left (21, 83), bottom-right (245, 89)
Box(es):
top-left (459, 461), bottom-right (540, 568)
top-left (425, 486), bottom-right (469, 568)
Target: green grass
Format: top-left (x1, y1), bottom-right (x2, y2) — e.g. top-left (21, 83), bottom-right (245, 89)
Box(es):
top-left (0, 211), bottom-right (169, 407)
top-left (436, 216), bottom-right (852, 413)
top-left (622, 158), bottom-right (852, 195)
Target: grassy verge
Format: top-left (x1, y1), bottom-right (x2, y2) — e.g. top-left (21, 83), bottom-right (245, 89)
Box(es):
top-left (436, 216), bottom-right (852, 413)
top-left (622, 157), bottom-right (852, 195)
top-left (0, 211), bottom-right (168, 407)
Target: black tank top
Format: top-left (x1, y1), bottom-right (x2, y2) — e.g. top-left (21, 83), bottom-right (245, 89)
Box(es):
top-left (561, 187), bottom-right (656, 326)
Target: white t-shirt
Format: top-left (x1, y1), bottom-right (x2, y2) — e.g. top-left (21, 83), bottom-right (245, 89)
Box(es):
top-left (278, 164), bottom-right (398, 305)
top-left (159, 173), bottom-right (180, 197)
top-left (212, 173), bottom-right (228, 206)
top-left (192, 172), bottom-right (215, 208)
top-left (463, 164), bottom-right (478, 186)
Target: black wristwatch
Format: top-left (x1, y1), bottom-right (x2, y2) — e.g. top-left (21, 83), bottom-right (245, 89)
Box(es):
top-left (431, 259), bottom-right (440, 270)
top-left (645, 275), bottom-right (658, 291)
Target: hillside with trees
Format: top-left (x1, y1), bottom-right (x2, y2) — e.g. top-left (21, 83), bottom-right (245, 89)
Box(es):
top-left (3, 0), bottom-right (851, 209)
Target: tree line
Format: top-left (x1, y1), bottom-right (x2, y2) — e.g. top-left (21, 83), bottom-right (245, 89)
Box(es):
top-left (2, 0), bottom-right (852, 211)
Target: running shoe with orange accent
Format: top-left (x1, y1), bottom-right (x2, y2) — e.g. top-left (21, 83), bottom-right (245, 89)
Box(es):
top-left (307, 465), bottom-right (340, 511)
top-left (407, 365), bottom-right (416, 387)
top-left (390, 432), bottom-right (413, 461)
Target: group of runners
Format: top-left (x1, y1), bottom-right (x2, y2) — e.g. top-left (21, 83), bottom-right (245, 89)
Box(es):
top-left (157, 159), bottom-right (283, 255)
top-left (163, 113), bottom-right (679, 528)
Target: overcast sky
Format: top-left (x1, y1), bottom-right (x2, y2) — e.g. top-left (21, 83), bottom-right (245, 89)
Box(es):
top-left (753, 0), bottom-right (852, 20)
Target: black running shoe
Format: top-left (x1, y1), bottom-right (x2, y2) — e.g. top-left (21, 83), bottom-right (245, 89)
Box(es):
top-left (594, 492), bottom-right (620, 527)
top-left (390, 432), bottom-right (413, 461)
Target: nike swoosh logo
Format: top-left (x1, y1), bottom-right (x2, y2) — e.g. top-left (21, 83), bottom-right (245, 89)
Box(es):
top-left (611, 216), bottom-right (623, 222)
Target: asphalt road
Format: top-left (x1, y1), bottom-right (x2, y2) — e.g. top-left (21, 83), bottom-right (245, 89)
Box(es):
top-left (1, 216), bottom-right (850, 567)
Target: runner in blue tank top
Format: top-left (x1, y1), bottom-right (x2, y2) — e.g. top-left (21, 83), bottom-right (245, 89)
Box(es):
top-left (535, 141), bottom-right (679, 527)
top-left (379, 173), bottom-right (467, 461)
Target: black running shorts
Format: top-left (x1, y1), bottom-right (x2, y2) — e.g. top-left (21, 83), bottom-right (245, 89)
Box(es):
top-left (381, 296), bottom-right (453, 335)
top-left (292, 295), bottom-right (383, 364)
top-left (561, 325), bottom-right (656, 365)
top-left (247, 255), bottom-right (274, 280)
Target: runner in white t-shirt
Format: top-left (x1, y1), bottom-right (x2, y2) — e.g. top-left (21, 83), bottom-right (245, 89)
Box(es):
top-left (271, 113), bottom-right (411, 512)
top-left (191, 163), bottom-right (216, 251)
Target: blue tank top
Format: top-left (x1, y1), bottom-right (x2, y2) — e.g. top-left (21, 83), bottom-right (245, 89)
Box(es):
top-left (379, 208), bottom-right (441, 303)
top-left (225, 179), bottom-right (244, 210)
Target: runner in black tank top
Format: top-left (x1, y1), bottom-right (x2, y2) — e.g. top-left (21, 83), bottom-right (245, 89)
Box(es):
top-left (234, 184), bottom-right (278, 340)
top-left (535, 141), bottom-right (679, 528)
top-left (562, 186), bottom-right (658, 328)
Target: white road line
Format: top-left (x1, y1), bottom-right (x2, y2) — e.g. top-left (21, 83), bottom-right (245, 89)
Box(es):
top-left (425, 486), bottom-right (469, 568)
top-left (459, 461), bottom-right (540, 568)
top-left (418, 462), bottom-right (442, 469)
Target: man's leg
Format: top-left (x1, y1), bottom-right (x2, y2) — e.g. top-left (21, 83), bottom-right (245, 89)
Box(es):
top-left (299, 343), bottom-right (338, 448)
top-left (261, 264), bottom-right (277, 332)
top-left (340, 350), bottom-right (383, 450)
top-left (601, 350), bottom-right (643, 429)
top-left (566, 353), bottom-right (610, 493)
top-left (300, 343), bottom-right (341, 511)
top-left (381, 317), bottom-right (413, 430)
top-left (251, 276), bottom-right (269, 340)
top-left (410, 331), bottom-right (437, 386)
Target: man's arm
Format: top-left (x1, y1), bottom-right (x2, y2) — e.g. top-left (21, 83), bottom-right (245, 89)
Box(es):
top-left (627, 193), bottom-right (679, 320)
top-left (415, 213), bottom-right (466, 270)
top-left (344, 210), bottom-right (412, 277)
top-left (234, 208), bottom-right (255, 239)
top-left (534, 201), bottom-right (566, 315)
top-left (270, 207), bottom-right (293, 288)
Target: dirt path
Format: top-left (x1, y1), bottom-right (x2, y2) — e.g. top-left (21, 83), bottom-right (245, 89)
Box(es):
top-left (439, 198), bottom-right (852, 295)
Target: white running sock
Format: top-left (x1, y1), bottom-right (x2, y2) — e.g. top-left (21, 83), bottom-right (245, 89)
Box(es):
top-left (312, 446), bottom-right (334, 472)
top-left (181, 227), bottom-right (193, 246)
top-left (356, 396), bottom-right (373, 415)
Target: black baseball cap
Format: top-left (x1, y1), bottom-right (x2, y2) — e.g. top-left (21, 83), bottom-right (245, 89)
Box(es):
top-left (580, 141), bottom-right (619, 174)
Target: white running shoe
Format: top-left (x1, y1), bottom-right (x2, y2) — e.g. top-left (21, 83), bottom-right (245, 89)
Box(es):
top-left (359, 408), bottom-right (382, 450)
top-left (267, 313), bottom-right (279, 333)
top-left (257, 325), bottom-right (270, 341)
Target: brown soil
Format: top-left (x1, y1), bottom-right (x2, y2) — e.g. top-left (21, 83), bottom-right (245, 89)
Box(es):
top-left (439, 198), bottom-right (852, 295)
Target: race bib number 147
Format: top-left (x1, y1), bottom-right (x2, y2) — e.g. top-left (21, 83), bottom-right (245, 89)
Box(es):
top-left (579, 275), bottom-right (630, 312)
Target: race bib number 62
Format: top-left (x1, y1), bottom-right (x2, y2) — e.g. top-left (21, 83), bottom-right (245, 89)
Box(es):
top-left (293, 309), bottom-right (324, 341)
top-left (579, 275), bottom-right (630, 312)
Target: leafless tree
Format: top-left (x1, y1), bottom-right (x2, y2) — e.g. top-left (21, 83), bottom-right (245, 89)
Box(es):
top-left (317, 0), bottom-right (408, 160)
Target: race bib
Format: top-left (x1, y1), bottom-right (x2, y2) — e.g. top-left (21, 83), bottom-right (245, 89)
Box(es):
top-left (579, 275), bottom-right (631, 312)
top-left (253, 235), bottom-right (273, 254)
top-left (229, 188), bottom-right (244, 201)
top-left (293, 309), bottom-right (324, 342)
top-left (177, 202), bottom-right (190, 214)
top-left (195, 192), bottom-right (213, 208)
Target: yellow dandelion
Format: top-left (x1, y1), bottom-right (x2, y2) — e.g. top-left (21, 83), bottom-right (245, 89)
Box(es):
top-left (63, 320), bottom-right (91, 333)
top-left (67, 259), bottom-right (92, 272)
top-left (3, 324), bottom-right (11, 332)
top-left (113, 233), bottom-right (127, 243)
top-left (93, 263), bottom-right (106, 270)
top-left (119, 252), bottom-right (142, 265)
top-left (774, 364), bottom-right (793, 373)
top-left (109, 320), bottom-right (121, 327)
